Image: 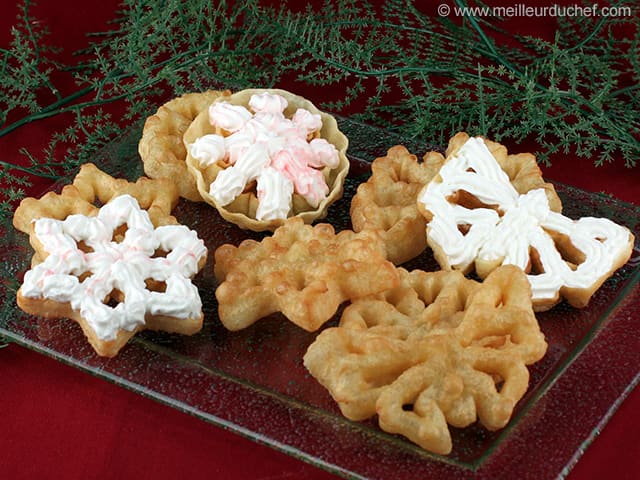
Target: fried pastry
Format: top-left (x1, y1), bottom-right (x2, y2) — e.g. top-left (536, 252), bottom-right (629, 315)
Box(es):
top-left (350, 145), bottom-right (443, 264)
top-left (304, 265), bottom-right (547, 454)
top-left (139, 89), bottom-right (230, 201)
top-left (184, 88), bottom-right (350, 231)
top-left (13, 164), bottom-right (208, 357)
top-left (214, 217), bottom-right (399, 331)
top-left (417, 132), bottom-right (635, 311)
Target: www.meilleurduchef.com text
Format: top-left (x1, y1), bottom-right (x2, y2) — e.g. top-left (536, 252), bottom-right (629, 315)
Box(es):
top-left (437, 3), bottom-right (633, 18)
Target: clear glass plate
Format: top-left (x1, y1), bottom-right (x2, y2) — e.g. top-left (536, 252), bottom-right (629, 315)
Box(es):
top-left (1, 118), bottom-right (639, 479)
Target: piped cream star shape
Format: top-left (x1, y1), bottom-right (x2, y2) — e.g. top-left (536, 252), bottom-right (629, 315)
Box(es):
top-left (21, 194), bottom-right (207, 340)
top-left (417, 136), bottom-right (634, 311)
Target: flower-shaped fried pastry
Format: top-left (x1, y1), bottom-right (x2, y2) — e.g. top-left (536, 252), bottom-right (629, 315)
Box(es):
top-left (417, 133), bottom-right (634, 311)
top-left (139, 89), bottom-right (230, 201)
top-left (304, 265), bottom-right (546, 454)
top-left (350, 145), bottom-right (444, 265)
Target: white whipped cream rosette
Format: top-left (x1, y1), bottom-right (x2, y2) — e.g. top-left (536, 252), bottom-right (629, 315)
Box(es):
top-left (417, 133), bottom-right (635, 311)
top-left (184, 88), bottom-right (349, 231)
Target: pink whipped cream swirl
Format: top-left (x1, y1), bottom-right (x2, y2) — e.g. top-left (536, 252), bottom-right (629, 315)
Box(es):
top-left (190, 92), bottom-right (340, 220)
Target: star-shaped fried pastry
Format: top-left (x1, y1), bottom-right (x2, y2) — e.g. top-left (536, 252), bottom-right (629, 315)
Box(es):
top-left (13, 164), bottom-right (207, 357)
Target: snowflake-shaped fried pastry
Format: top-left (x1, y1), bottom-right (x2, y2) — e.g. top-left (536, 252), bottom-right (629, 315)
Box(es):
top-left (14, 164), bottom-right (207, 357)
top-left (417, 133), bottom-right (635, 311)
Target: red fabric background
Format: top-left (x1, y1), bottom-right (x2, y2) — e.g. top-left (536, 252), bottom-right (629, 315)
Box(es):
top-left (1, 2), bottom-right (638, 479)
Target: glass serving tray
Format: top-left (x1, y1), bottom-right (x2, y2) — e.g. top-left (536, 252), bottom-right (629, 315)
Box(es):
top-left (1, 118), bottom-right (639, 479)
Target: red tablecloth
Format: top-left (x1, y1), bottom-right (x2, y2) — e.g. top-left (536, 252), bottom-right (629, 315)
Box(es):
top-left (1, 2), bottom-right (639, 479)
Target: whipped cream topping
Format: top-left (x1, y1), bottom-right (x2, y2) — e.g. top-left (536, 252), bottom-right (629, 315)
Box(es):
top-left (208, 101), bottom-right (252, 132)
top-left (418, 136), bottom-right (632, 303)
top-left (256, 166), bottom-right (294, 221)
top-left (189, 134), bottom-right (226, 167)
top-left (21, 194), bottom-right (207, 340)
top-left (190, 92), bottom-right (339, 220)
top-left (249, 91), bottom-right (288, 114)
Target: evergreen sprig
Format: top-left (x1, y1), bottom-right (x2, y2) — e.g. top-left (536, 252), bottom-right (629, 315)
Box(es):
top-left (0, 0), bottom-right (638, 229)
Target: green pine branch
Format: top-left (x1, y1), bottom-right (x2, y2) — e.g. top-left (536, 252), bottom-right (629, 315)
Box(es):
top-left (0, 0), bottom-right (638, 230)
